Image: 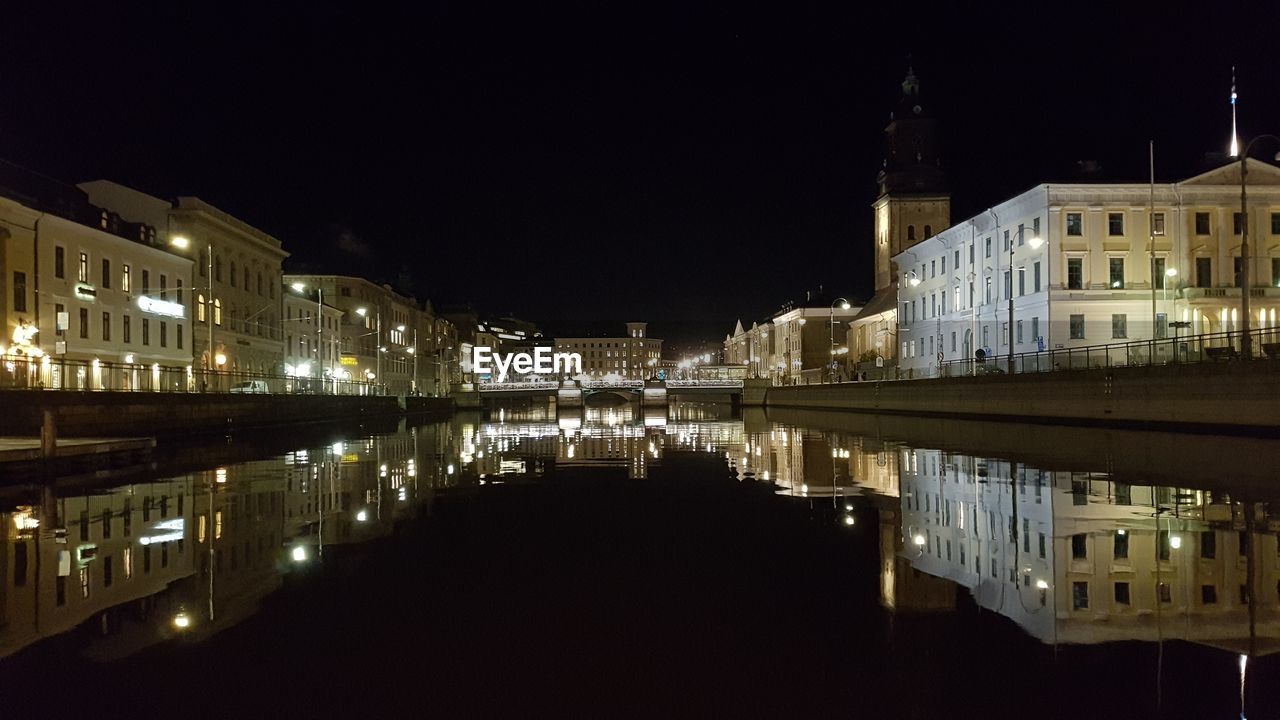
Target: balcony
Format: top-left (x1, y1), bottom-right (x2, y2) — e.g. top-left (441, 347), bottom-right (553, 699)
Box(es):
top-left (1183, 287), bottom-right (1280, 301)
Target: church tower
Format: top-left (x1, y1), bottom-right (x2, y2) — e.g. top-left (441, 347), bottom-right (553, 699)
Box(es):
top-left (872, 65), bottom-right (951, 291)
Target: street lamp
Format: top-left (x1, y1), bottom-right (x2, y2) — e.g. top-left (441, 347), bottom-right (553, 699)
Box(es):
top-left (290, 281), bottom-right (327, 393)
top-left (171, 234), bottom-right (216, 383)
top-left (829, 297), bottom-right (851, 383)
top-left (1233, 135), bottom-right (1280, 359)
top-left (356, 306), bottom-right (382, 393)
top-left (1006, 227), bottom-right (1043, 374)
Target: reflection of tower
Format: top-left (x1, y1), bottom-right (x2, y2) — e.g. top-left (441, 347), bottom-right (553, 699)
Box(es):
top-left (872, 65), bottom-right (951, 292)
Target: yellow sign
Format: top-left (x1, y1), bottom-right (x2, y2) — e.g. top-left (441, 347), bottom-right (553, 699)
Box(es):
top-left (340, 356), bottom-right (358, 367)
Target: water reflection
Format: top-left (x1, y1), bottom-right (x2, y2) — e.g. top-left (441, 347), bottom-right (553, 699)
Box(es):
top-left (2, 401), bottom-right (1279, 716)
top-left (0, 422), bottom-right (455, 661)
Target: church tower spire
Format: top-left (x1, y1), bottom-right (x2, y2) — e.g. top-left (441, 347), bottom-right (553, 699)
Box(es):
top-left (871, 63), bottom-right (952, 292)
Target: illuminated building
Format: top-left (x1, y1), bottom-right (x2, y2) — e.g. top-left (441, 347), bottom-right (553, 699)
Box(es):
top-left (282, 282), bottom-right (345, 391)
top-left (895, 161), bottom-right (1280, 377)
top-left (554, 322), bottom-right (662, 381)
top-left (80, 180), bottom-right (288, 376)
top-left (0, 162), bottom-right (194, 389)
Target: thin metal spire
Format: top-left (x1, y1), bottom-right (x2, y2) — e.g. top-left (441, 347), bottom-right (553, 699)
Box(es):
top-left (1229, 66), bottom-right (1240, 157)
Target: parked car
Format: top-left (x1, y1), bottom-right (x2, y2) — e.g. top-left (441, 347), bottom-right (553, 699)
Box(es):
top-left (229, 380), bottom-right (269, 394)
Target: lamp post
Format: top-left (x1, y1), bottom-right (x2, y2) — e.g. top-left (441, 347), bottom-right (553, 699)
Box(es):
top-left (170, 235), bottom-right (217, 386)
top-left (1234, 135), bottom-right (1280, 359)
top-left (355, 306), bottom-right (382, 394)
top-left (828, 297), bottom-right (851, 383)
top-left (1005, 227), bottom-right (1044, 374)
top-left (290, 282), bottom-right (328, 393)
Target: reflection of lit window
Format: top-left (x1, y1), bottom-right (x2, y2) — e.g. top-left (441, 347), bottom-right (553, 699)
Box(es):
top-left (198, 515), bottom-right (207, 543)
top-left (215, 510), bottom-right (223, 539)
top-left (80, 567), bottom-right (90, 598)
top-left (198, 294), bottom-right (206, 322)
top-left (124, 546), bottom-right (133, 579)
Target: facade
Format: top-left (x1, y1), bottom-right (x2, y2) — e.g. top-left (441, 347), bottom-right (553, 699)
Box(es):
top-left (723, 319), bottom-right (773, 379)
top-left (895, 160), bottom-right (1280, 377)
top-left (768, 297), bottom-right (863, 385)
top-left (282, 282), bottom-right (345, 390)
top-left (284, 275), bottom-right (452, 396)
top-left (0, 164), bottom-right (194, 390)
top-left (80, 181), bottom-right (289, 377)
top-left (553, 322), bottom-right (662, 380)
top-left (847, 67), bottom-right (951, 372)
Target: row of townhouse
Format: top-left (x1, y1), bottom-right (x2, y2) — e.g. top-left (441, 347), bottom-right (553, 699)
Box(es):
top-left (0, 161), bottom-right (459, 394)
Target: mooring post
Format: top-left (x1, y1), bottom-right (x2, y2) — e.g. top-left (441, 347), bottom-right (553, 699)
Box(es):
top-left (41, 410), bottom-right (57, 458)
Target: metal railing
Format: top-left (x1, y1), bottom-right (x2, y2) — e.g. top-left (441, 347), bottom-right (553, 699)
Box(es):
top-left (581, 380), bottom-right (645, 389)
top-left (931, 328), bottom-right (1280, 378)
top-left (476, 381), bottom-right (562, 392)
top-left (665, 379), bottom-right (745, 388)
top-left (0, 356), bottom-right (380, 394)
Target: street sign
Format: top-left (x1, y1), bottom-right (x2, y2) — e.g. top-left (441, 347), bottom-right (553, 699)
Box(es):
top-left (56, 311), bottom-right (69, 332)
top-left (55, 341), bottom-right (66, 354)
top-left (875, 356), bottom-right (884, 368)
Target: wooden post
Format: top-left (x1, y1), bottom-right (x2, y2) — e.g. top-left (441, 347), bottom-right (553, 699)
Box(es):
top-left (41, 410), bottom-right (57, 458)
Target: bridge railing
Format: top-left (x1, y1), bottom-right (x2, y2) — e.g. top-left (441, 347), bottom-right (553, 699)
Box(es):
top-left (665, 380), bottom-right (744, 388)
top-left (581, 380), bottom-right (645, 389)
top-left (476, 381), bottom-right (561, 391)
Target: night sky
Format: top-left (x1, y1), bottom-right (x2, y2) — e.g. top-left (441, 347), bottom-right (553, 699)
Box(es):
top-left (3, 2), bottom-right (1276, 343)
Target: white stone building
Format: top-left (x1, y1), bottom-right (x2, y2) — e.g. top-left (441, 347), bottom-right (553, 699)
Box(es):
top-left (554, 323), bottom-right (662, 380)
top-left (895, 160), bottom-right (1280, 377)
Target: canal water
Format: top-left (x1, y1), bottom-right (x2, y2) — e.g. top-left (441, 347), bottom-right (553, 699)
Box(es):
top-left (2, 402), bottom-right (1279, 718)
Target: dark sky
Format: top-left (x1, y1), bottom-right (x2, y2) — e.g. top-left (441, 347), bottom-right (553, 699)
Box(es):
top-left (3, 1), bottom-right (1276, 344)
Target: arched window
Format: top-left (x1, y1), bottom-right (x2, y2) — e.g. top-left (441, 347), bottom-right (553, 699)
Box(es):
top-left (230, 262), bottom-right (237, 288)
top-left (924, 224), bottom-right (932, 238)
top-left (197, 294), bottom-right (206, 322)
top-left (907, 225), bottom-right (916, 241)
top-left (214, 299), bottom-right (222, 326)
top-left (228, 308), bottom-right (237, 332)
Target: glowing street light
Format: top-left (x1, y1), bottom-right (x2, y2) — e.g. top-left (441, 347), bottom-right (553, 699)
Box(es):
top-left (172, 612), bottom-right (192, 629)
top-left (291, 546), bottom-right (308, 563)
top-left (170, 235), bottom-right (191, 250)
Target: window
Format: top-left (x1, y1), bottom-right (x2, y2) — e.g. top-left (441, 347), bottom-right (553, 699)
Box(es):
top-left (1033, 216), bottom-right (1041, 238)
top-left (141, 270), bottom-right (150, 296)
top-left (177, 278), bottom-right (183, 304)
top-left (122, 265), bottom-right (131, 292)
top-left (177, 324), bottom-right (184, 349)
top-left (215, 256), bottom-right (222, 282)
top-left (123, 315), bottom-right (131, 344)
top-left (160, 321), bottom-right (167, 348)
top-left (984, 277), bottom-right (992, 303)
top-left (142, 318), bottom-right (150, 346)
top-left (1114, 530), bottom-right (1129, 559)
top-left (214, 299), bottom-right (222, 326)
top-left (1070, 314), bottom-right (1085, 339)
top-left (1201, 585), bottom-right (1218, 604)
top-left (1073, 581), bottom-right (1089, 610)
top-left (1158, 531), bottom-right (1171, 561)
top-left (1016, 319), bottom-right (1023, 344)
top-left (102, 312), bottom-right (110, 341)
top-left (1201, 531), bottom-right (1216, 559)
top-left (230, 261), bottom-right (237, 288)
top-left (55, 303), bottom-right (64, 335)
top-left (1196, 257), bottom-right (1212, 288)
top-left (1111, 314), bottom-right (1127, 338)
top-left (103, 556), bottom-right (114, 588)
top-left (1152, 212), bottom-right (1165, 236)
top-left (1234, 212), bottom-right (1243, 235)
top-left (1109, 257), bottom-right (1124, 288)
top-left (931, 259), bottom-right (936, 278)
top-left (1031, 317), bottom-right (1039, 343)
top-left (1033, 262), bottom-right (1041, 292)
top-left (79, 308), bottom-right (89, 339)
top-left (55, 246), bottom-right (65, 278)
top-left (102, 259), bottom-right (111, 289)
top-left (985, 237), bottom-right (991, 258)
top-left (12, 272), bottom-right (26, 313)
top-left (969, 243), bottom-right (974, 264)
top-left (1158, 582), bottom-right (1172, 603)
top-left (1155, 257), bottom-right (1167, 289)
top-left (1067, 258), bottom-right (1083, 289)
top-left (1272, 213), bottom-right (1280, 235)
top-left (1038, 534), bottom-right (1046, 558)
top-left (1066, 212), bottom-right (1083, 236)
top-left (1195, 212), bottom-right (1210, 234)
top-left (198, 294), bottom-right (206, 322)
top-left (1273, 258), bottom-right (1280, 288)
top-left (1003, 271), bottom-right (1011, 299)
top-left (1071, 533), bottom-right (1087, 559)
top-left (1018, 268), bottom-right (1025, 296)
top-left (1003, 229), bottom-right (1010, 251)
top-left (907, 225), bottom-right (916, 242)
top-left (1115, 582), bottom-right (1131, 605)
top-left (924, 224), bottom-right (932, 238)
top-left (1106, 212), bottom-right (1124, 236)
top-left (78, 252), bottom-right (88, 282)
top-left (160, 274), bottom-right (167, 301)
top-left (1017, 223), bottom-right (1025, 246)
top-left (1239, 531), bottom-right (1250, 556)
top-left (1234, 257), bottom-right (1243, 288)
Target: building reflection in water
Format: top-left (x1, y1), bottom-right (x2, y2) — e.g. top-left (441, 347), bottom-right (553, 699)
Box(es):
top-left (2, 401), bottom-right (1278, 716)
top-left (0, 420), bottom-right (455, 661)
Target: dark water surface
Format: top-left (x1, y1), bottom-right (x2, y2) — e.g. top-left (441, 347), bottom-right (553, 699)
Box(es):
top-left (2, 402), bottom-right (1280, 719)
